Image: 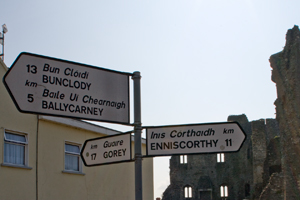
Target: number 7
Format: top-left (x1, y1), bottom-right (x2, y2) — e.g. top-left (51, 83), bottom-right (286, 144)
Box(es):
top-left (91, 153), bottom-right (97, 160)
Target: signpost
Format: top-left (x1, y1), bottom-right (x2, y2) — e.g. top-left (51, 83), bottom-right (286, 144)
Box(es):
top-left (3, 52), bottom-right (131, 125)
top-left (3, 52), bottom-right (143, 200)
top-left (81, 132), bottom-right (132, 166)
top-left (3, 52), bottom-right (247, 200)
top-left (145, 122), bottom-right (246, 157)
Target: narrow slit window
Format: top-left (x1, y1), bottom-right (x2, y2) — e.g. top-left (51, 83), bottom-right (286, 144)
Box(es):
top-left (245, 183), bottom-right (250, 197)
top-left (180, 155), bottom-right (187, 164)
top-left (220, 185), bottom-right (228, 197)
top-left (184, 186), bottom-right (192, 198)
top-left (217, 153), bottom-right (225, 162)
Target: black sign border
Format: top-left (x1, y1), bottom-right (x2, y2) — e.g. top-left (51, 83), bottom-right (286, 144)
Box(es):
top-left (143, 121), bottom-right (247, 158)
top-left (80, 131), bottom-right (133, 167)
top-left (3, 52), bottom-right (132, 125)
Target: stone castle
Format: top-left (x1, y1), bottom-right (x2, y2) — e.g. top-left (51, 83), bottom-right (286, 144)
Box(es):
top-left (162, 26), bottom-right (300, 200)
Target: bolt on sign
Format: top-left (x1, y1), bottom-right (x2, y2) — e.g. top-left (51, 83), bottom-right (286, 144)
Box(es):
top-left (3, 52), bottom-right (130, 124)
top-left (145, 122), bottom-right (246, 157)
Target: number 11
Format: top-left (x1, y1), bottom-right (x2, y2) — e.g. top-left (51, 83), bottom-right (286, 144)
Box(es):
top-left (225, 139), bottom-right (232, 146)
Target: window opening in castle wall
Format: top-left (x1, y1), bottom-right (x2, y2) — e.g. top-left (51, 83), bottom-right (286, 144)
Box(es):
top-left (184, 186), bottom-right (192, 198)
top-left (180, 155), bottom-right (187, 164)
top-left (217, 153), bottom-right (225, 163)
top-left (220, 185), bottom-right (228, 198)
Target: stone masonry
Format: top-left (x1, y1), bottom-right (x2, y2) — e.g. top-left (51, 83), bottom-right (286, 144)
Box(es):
top-left (270, 25), bottom-right (300, 200)
top-left (162, 25), bottom-right (300, 200)
top-left (162, 115), bottom-right (280, 200)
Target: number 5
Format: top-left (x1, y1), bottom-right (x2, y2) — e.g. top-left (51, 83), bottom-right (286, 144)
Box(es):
top-left (27, 94), bottom-right (34, 102)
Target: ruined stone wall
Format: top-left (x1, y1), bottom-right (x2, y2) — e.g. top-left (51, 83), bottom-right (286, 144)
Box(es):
top-left (162, 114), bottom-right (255, 200)
top-left (161, 26), bottom-right (300, 200)
top-left (265, 119), bottom-right (280, 144)
top-left (227, 114), bottom-right (253, 199)
top-left (270, 25), bottom-right (300, 200)
top-left (259, 172), bottom-right (284, 200)
top-left (259, 137), bottom-right (282, 200)
top-left (166, 152), bottom-right (219, 200)
top-left (250, 118), bottom-right (280, 199)
top-left (251, 119), bottom-right (268, 198)
top-left (162, 114), bottom-right (281, 200)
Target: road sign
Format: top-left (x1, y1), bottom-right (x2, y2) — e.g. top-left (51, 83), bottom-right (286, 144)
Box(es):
top-left (145, 122), bottom-right (246, 157)
top-left (3, 52), bottom-right (131, 124)
top-left (81, 132), bottom-right (132, 166)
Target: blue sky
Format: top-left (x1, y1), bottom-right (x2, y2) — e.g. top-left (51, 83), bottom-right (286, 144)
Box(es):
top-left (1, 0), bottom-right (300, 198)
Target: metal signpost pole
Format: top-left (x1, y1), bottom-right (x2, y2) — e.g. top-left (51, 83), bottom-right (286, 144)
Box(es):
top-left (132, 71), bottom-right (143, 200)
top-left (1, 31), bottom-right (4, 61)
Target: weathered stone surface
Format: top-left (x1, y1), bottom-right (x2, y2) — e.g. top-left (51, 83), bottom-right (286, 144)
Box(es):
top-left (262, 137), bottom-right (281, 188)
top-left (265, 119), bottom-right (280, 144)
top-left (259, 172), bottom-right (284, 200)
top-left (162, 26), bottom-right (300, 200)
top-left (270, 25), bottom-right (300, 199)
top-left (162, 114), bottom-right (281, 200)
top-left (251, 119), bottom-right (267, 198)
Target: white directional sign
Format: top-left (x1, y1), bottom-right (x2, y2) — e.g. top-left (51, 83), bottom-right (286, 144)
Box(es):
top-left (3, 52), bottom-right (130, 124)
top-left (81, 132), bottom-right (132, 166)
top-left (146, 122), bottom-right (246, 156)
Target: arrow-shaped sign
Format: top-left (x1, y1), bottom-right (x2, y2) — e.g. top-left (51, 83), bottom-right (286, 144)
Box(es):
top-left (145, 122), bottom-right (246, 157)
top-left (81, 132), bottom-right (132, 166)
top-left (3, 52), bottom-right (131, 124)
